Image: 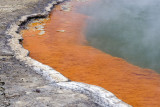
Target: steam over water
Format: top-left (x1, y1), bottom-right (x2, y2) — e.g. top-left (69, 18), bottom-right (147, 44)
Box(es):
top-left (79, 0), bottom-right (160, 73)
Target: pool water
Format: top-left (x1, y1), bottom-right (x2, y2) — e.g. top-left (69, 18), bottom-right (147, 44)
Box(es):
top-left (79, 0), bottom-right (160, 73)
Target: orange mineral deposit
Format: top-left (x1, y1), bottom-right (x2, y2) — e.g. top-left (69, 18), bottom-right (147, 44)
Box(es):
top-left (21, 1), bottom-right (160, 107)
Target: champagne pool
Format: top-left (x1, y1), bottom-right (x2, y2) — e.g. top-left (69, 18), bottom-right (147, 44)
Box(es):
top-left (21, 0), bottom-right (160, 106)
top-left (79, 0), bottom-right (160, 73)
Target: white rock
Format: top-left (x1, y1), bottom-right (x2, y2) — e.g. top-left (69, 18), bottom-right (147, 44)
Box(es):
top-left (56, 30), bottom-right (65, 32)
top-left (39, 31), bottom-right (45, 35)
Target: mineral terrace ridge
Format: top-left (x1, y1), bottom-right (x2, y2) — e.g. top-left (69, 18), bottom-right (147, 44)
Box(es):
top-left (0, 0), bottom-right (131, 106)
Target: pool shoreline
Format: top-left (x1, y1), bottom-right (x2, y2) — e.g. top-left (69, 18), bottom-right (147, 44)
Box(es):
top-left (5, 0), bottom-right (131, 106)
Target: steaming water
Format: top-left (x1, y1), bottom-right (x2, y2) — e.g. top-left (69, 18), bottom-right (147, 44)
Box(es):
top-left (79, 0), bottom-right (160, 73)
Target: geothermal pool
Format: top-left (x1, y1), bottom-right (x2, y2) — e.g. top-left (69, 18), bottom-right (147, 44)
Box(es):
top-left (21, 0), bottom-right (160, 107)
top-left (80, 0), bottom-right (160, 73)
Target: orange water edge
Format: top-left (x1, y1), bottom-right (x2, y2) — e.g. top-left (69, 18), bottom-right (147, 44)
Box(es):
top-left (21, 1), bottom-right (160, 107)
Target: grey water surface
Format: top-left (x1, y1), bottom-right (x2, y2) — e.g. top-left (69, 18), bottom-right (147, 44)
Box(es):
top-left (78, 0), bottom-right (160, 73)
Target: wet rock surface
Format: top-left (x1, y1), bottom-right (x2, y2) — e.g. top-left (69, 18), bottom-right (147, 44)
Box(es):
top-left (0, 0), bottom-right (100, 106)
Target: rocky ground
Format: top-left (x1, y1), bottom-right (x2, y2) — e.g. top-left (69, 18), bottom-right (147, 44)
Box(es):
top-left (0, 0), bottom-right (101, 106)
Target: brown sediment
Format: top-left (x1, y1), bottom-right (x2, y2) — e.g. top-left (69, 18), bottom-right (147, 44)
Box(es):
top-left (21, 1), bottom-right (160, 107)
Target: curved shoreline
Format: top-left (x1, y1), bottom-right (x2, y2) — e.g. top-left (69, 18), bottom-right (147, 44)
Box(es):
top-left (4, 0), bottom-right (131, 107)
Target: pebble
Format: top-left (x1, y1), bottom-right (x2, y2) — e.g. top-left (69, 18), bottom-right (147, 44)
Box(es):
top-left (39, 31), bottom-right (45, 35)
top-left (61, 2), bottom-right (71, 12)
top-left (0, 87), bottom-right (5, 91)
top-left (56, 30), bottom-right (65, 32)
top-left (35, 89), bottom-right (41, 93)
top-left (25, 91), bottom-right (32, 95)
top-left (35, 25), bottom-right (44, 31)
top-left (0, 82), bottom-right (5, 86)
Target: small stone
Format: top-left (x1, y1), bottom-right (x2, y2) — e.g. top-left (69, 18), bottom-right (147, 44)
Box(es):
top-left (61, 2), bottom-right (71, 12)
top-left (20, 78), bottom-right (27, 82)
top-left (3, 101), bottom-right (10, 106)
top-left (16, 101), bottom-right (24, 105)
top-left (25, 91), bottom-right (32, 95)
top-left (39, 31), bottom-right (45, 35)
top-left (0, 87), bottom-right (5, 91)
top-left (0, 90), bottom-right (4, 95)
top-left (2, 58), bottom-right (6, 61)
top-left (35, 25), bottom-right (44, 30)
top-left (5, 93), bottom-right (20, 98)
top-left (56, 30), bottom-right (66, 32)
top-left (57, 90), bottom-right (64, 94)
top-left (35, 89), bottom-right (41, 93)
top-left (0, 82), bottom-right (5, 86)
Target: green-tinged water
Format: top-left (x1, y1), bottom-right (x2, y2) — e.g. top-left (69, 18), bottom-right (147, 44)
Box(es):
top-left (78, 0), bottom-right (160, 73)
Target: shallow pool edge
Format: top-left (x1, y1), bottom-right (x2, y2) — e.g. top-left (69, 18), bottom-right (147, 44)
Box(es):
top-left (4, 0), bottom-right (132, 106)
